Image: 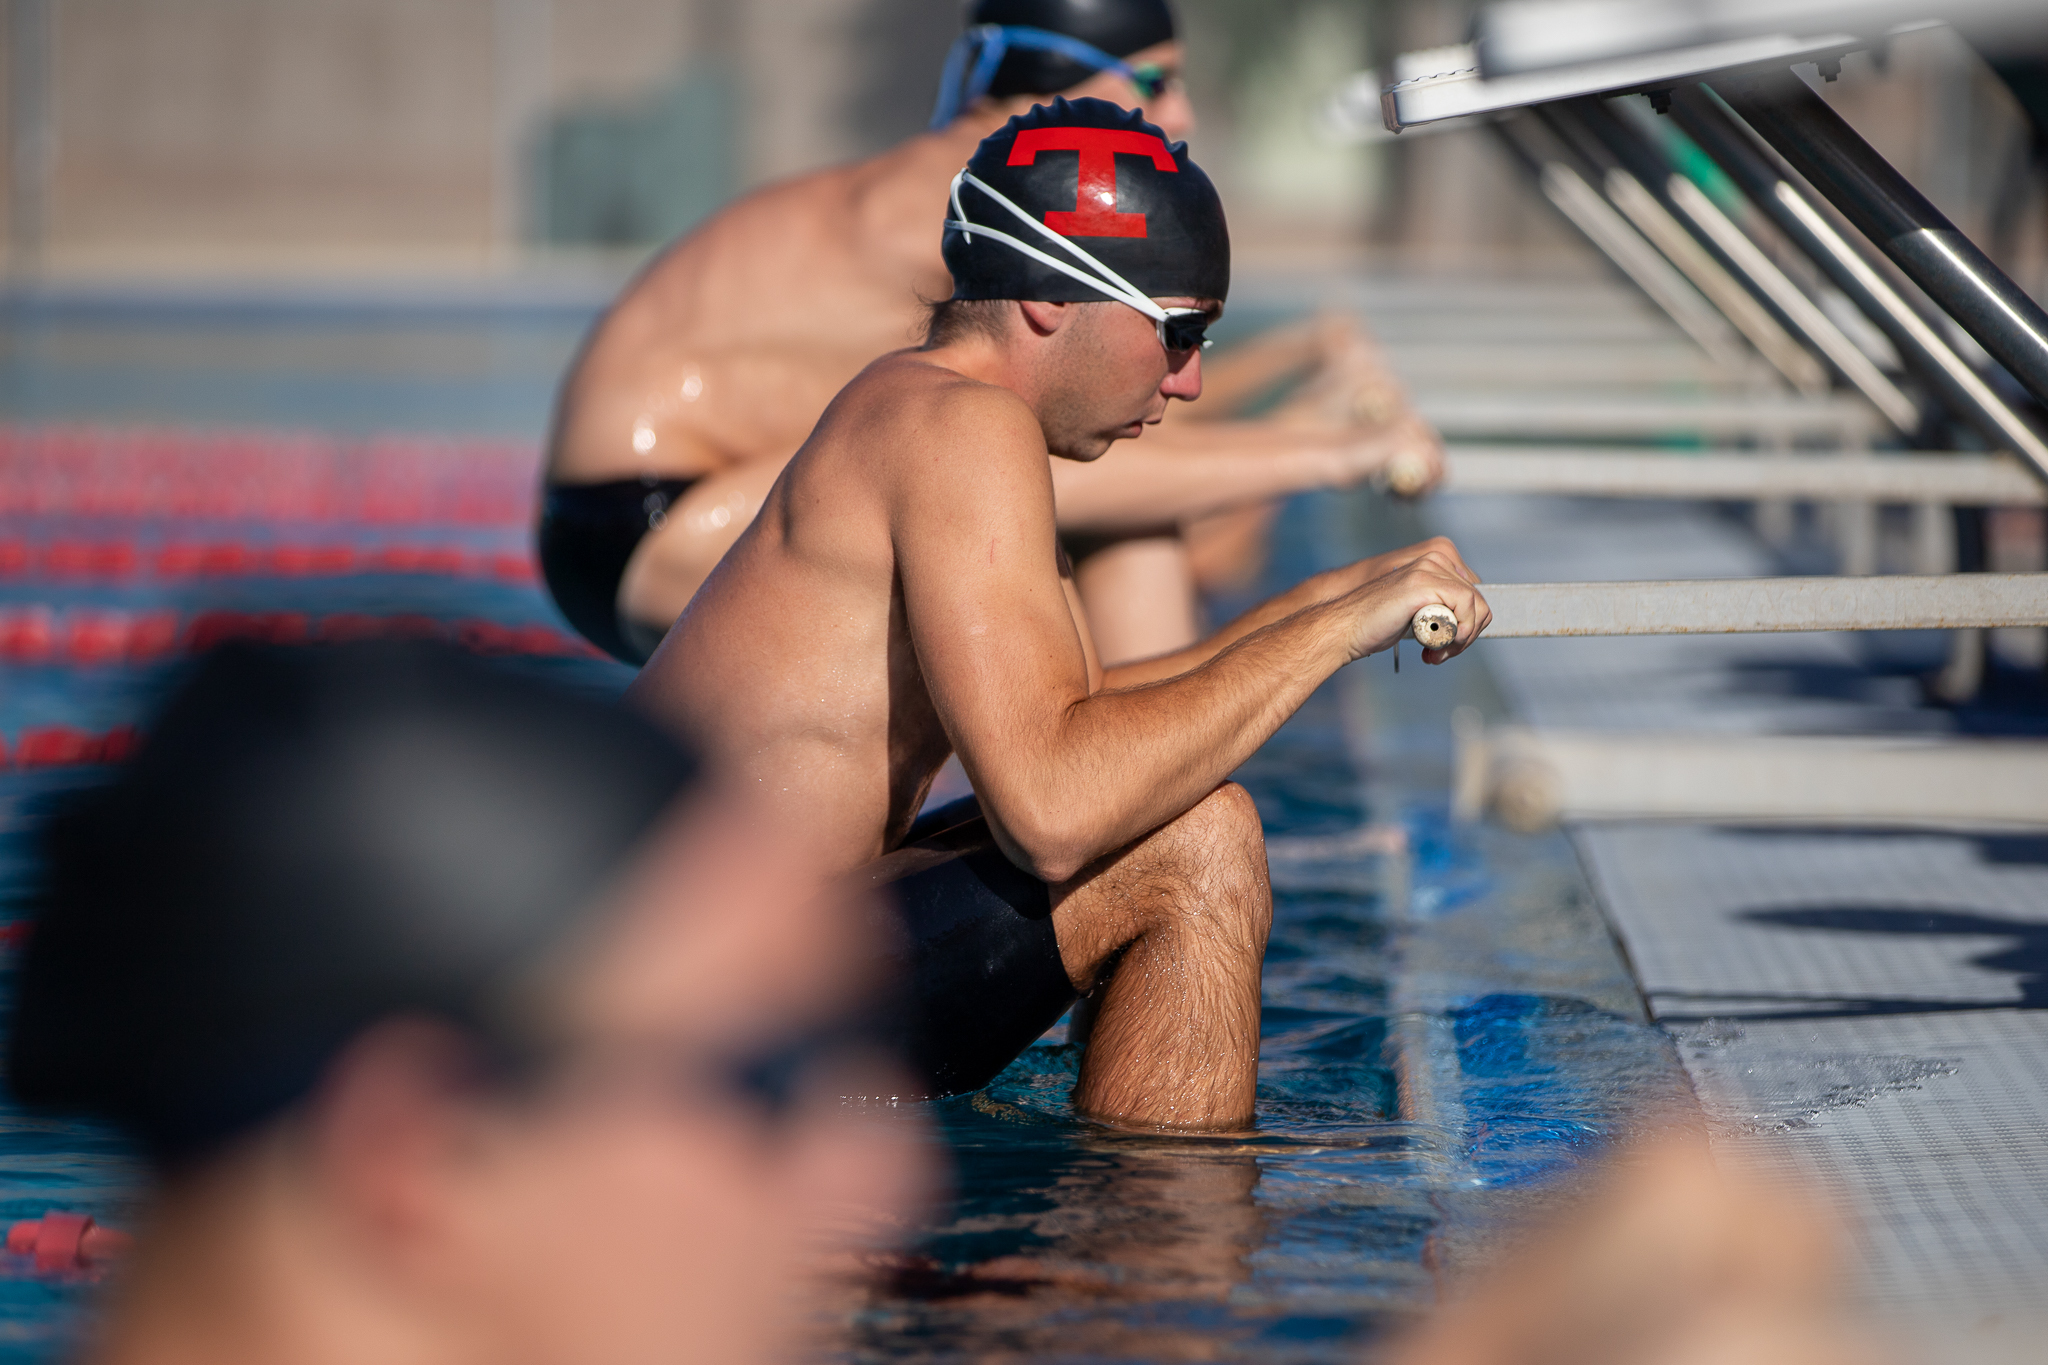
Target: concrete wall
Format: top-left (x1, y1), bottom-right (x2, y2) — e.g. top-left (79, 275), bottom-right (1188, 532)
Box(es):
top-left (0, 1), bottom-right (2034, 283)
top-left (0, 0), bottom-right (764, 273)
top-left (42, 0), bottom-right (504, 269)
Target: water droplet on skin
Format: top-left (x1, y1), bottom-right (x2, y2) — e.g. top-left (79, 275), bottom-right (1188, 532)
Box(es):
top-left (632, 423), bottom-right (657, 454)
top-left (682, 372), bottom-right (704, 402)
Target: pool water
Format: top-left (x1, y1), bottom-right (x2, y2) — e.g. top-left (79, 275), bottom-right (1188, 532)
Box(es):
top-left (846, 492), bottom-right (1693, 1361)
top-left (0, 303), bottom-right (1689, 1363)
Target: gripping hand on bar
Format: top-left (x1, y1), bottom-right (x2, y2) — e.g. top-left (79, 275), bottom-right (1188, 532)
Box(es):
top-left (1320, 538), bottom-right (1489, 666)
top-left (1411, 603), bottom-right (1459, 649)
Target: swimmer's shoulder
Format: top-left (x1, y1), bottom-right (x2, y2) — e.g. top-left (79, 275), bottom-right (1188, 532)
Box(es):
top-left (840, 132), bottom-right (971, 266)
top-left (853, 353), bottom-right (1038, 429)
top-left (615, 162), bottom-right (863, 307)
top-left (829, 355), bottom-right (1049, 484)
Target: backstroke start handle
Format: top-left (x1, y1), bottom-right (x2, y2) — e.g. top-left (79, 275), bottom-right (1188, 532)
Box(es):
top-left (1410, 604), bottom-right (1458, 650)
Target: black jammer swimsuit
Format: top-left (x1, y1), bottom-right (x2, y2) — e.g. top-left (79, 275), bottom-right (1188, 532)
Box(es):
top-left (871, 795), bottom-right (1078, 1096)
top-left (536, 476), bottom-right (700, 665)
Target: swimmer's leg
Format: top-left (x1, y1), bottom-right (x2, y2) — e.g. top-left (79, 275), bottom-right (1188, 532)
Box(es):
top-left (1050, 782), bottom-right (1271, 1130)
top-left (1182, 504), bottom-right (1281, 595)
top-left (617, 455), bottom-right (788, 645)
top-left (1071, 533), bottom-right (1202, 668)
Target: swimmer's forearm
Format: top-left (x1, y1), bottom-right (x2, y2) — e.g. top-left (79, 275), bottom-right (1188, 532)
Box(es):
top-left (980, 606), bottom-right (1354, 877)
top-left (1105, 560), bottom-right (1378, 688)
top-left (1050, 430), bottom-right (1347, 531)
top-left (971, 550), bottom-right (1485, 879)
top-left (1178, 322), bottom-right (1328, 412)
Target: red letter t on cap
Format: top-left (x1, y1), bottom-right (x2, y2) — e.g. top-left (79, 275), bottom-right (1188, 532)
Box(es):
top-left (1009, 127), bottom-right (1178, 238)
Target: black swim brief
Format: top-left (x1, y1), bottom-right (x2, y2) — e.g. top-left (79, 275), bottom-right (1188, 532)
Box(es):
top-left (871, 796), bottom-right (1078, 1097)
top-left (536, 476), bottom-right (699, 665)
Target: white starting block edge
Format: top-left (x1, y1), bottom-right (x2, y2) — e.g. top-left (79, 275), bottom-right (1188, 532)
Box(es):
top-left (1452, 718), bottom-right (2048, 831)
top-left (1474, 1), bottom-right (2039, 80)
top-left (1442, 446), bottom-right (2048, 505)
top-left (1380, 33), bottom-right (1864, 131)
top-left (1478, 574), bottom-right (2048, 638)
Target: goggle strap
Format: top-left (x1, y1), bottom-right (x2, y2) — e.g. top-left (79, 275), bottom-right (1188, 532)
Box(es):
top-left (929, 32), bottom-right (980, 130)
top-left (945, 216), bottom-right (1164, 320)
top-left (996, 26), bottom-right (1136, 82)
top-left (929, 24), bottom-right (1136, 130)
top-left (965, 26), bottom-right (1011, 115)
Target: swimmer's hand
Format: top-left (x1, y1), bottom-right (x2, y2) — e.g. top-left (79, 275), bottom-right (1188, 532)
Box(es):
top-left (1334, 415), bottom-right (1444, 497)
top-left (1326, 539), bottom-right (1489, 665)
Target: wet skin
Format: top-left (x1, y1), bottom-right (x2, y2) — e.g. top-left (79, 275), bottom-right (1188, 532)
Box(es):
top-left (628, 298), bottom-right (1487, 1128)
top-left (547, 41), bottom-right (1444, 663)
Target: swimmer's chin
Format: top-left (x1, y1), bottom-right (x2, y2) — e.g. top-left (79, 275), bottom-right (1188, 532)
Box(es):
top-left (1049, 435), bottom-right (1124, 461)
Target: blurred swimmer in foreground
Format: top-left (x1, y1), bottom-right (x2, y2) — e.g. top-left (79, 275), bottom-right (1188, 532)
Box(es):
top-left (1386, 1137), bottom-right (1889, 1365)
top-left (541, 0), bottom-right (1441, 669)
top-left (8, 642), bottom-right (933, 1365)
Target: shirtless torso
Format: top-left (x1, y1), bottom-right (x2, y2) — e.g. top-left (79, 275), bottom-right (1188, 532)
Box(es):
top-left (629, 277), bottom-right (1488, 1127)
top-left (544, 43), bottom-right (1441, 667)
top-left (550, 131), bottom-right (963, 489)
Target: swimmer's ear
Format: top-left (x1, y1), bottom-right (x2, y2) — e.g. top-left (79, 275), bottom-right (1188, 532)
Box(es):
top-left (301, 1017), bottom-right (496, 1259)
top-left (1016, 299), bottom-right (1074, 338)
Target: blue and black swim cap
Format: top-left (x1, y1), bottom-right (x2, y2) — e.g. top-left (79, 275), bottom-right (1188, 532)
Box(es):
top-left (943, 97), bottom-right (1228, 312)
top-left (7, 642), bottom-right (705, 1168)
top-left (931, 0), bottom-right (1177, 128)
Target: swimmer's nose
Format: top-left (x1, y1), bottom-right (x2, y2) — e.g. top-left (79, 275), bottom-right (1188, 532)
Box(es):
top-left (1158, 97), bottom-right (1195, 141)
top-left (1163, 348), bottom-right (1202, 402)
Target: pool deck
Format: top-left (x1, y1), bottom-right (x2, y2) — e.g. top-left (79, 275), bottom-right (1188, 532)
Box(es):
top-left (1373, 276), bottom-right (2048, 1362)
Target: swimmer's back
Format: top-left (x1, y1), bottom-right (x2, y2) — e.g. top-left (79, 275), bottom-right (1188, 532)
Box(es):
top-left (628, 352), bottom-right (1068, 868)
top-left (552, 137), bottom-right (961, 482)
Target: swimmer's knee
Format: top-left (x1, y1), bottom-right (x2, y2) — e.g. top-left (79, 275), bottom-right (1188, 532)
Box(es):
top-left (1153, 783), bottom-right (1271, 907)
top-left (1170, 782), bottom-right (1264, 855)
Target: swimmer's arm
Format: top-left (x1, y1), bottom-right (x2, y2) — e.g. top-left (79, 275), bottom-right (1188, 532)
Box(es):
top-left (1103, 536), bottom-right (1483, 689)
top-left (894, 400), bottom-right (1485, 882)
top-left (1048, 419), bottom-right (1440, 533)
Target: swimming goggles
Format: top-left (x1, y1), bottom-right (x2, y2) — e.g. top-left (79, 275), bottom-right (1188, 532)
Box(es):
top-left (946, 168), bottom-right (1213, 353)
top-left (500, 1012), bottom-right (898, 1127)
top-left (930, 24), bottom-right (1179, 129)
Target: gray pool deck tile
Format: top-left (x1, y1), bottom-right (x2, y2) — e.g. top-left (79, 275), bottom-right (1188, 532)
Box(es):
top-left (1427, 484), bottom-right (2048, 1350)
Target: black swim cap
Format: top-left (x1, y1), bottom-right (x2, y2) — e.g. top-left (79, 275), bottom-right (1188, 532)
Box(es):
top-left (944, 97), bottom-right (1228, 306)
top-left (972, 0), bottom-right (1175, 99)
top-left (7, 642), bottom-right (704, 1168)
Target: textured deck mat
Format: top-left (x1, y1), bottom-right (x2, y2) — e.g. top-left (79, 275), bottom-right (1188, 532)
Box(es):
top-left (1429, 489), bottom-right (2048, 1347)
top-left (1581, 824), bottom-right (2048, 1324)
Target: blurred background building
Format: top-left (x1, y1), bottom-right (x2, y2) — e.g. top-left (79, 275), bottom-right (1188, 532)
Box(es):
top-left (0, 0), bottom-right (2042, 289)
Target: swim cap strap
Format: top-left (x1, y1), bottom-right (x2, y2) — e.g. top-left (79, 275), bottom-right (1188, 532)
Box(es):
top-left (947, 169), bottom-right (1165, 321)
top-left (930, 25), bottom-right (1137, 129)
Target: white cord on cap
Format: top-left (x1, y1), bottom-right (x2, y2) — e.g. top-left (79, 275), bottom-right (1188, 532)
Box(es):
top-left (946, 169), bottom-right (1208, 343)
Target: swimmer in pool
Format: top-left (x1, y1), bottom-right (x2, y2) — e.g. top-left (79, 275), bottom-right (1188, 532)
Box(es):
top-left (9, 643), bottom-right (931, 1365)
top-left (541, 0), bottom-right (1441, 668)
top-left (629, 99), bottom-right (1489, 1129)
